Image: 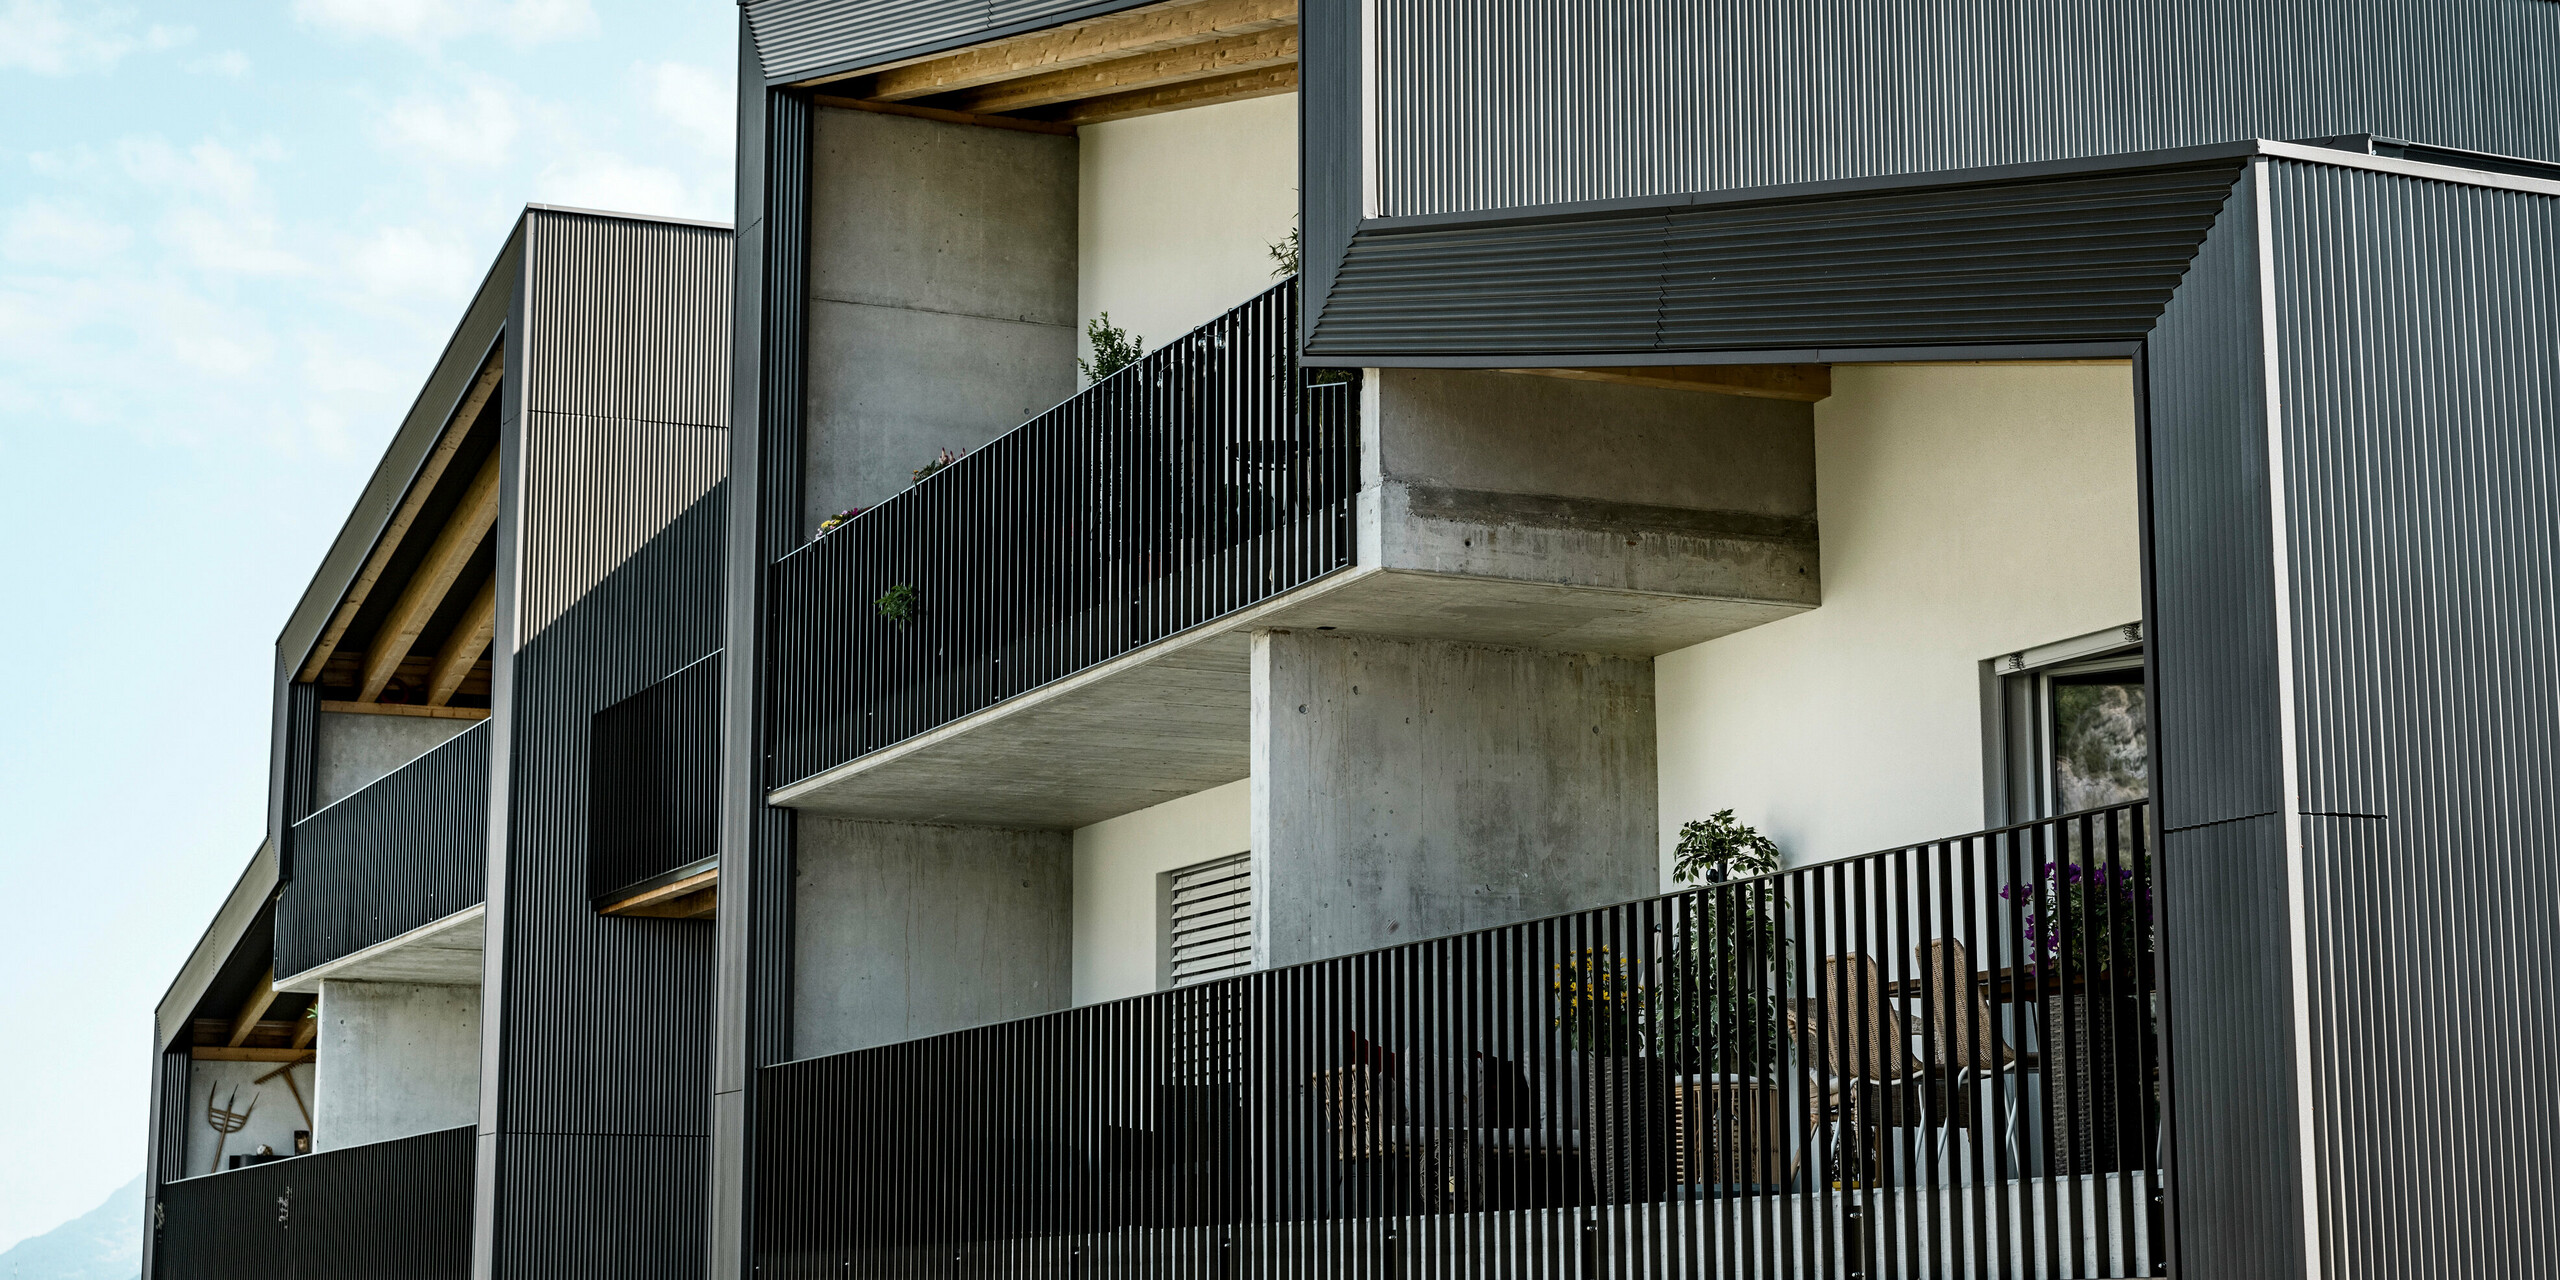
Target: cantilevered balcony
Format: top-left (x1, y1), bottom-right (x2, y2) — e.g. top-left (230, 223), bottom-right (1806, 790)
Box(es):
top-left (277, 721), bottom-right (490, 986)
top-left (753, 804), bottom-right (2162, 1278)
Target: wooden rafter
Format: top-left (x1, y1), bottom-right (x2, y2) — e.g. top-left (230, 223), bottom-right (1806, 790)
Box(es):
top-left (1040, 63), bottom-right (1298, 126)
top-left (226, 969), bottom-right (278, 1049)
top-left (358, 453), bottom-right (502, 703)
top-left (936, 27), bottom-right (1297, 115)
top-left (1498, 365), bottom-right (1835, 402)
top-left (810, 94), bottom-right (1076, 136)
top-left (599, 866), bottom-right (719, 920)
top-left (193, 1047), bottom-right (314, 1064)
top-left (839, 0), bottom-right (1293, 100)
top-left (318, 700), bottom-right (488, 720)
top-left (426, 576), bottom-right (497, 707)
top-left (298, 354), bottom-right (502, 683)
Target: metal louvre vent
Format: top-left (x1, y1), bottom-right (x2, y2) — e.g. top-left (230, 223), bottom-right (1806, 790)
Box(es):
top-left (1166, 853), bottom-right (1253, 988)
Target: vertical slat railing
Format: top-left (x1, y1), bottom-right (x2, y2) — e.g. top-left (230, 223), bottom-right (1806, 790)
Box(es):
top-left (752, 803), bottom-right (2163, 1278)
top-left (765, 279), bottom-right (1359, 789)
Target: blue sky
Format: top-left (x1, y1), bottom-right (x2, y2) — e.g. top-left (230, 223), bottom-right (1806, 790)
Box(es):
top-left (0, 0), bottom-right (735, 1249)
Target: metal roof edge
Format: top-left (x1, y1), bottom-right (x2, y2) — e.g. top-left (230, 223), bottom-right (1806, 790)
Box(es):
top-left (152, 839), bottom-right (278, 1051)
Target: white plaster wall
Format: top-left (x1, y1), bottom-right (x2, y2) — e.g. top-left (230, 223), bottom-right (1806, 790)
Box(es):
top-left (181, 1059), bottom-right (313, 1178)
top-left (1076, 93), bottom-right (1298, 367)
top-left (1070, 778), bottom-right (1252, 1005)
top-left (311, 980), bottom-right (481, 1151)
top-left (1654, 364), bottom-right (2143, 879)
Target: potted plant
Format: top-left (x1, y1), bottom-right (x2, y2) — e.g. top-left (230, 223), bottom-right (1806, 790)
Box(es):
top-left (1659, 811), bottom-right (1793, 1193)
top-left (1554, 943), bottom-right (1668, 1204)
top-left (2002, 849), bottom-right (2154, 1174)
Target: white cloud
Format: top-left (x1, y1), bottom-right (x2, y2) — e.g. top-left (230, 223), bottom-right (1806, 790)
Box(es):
top-left (3, 202), bottom-right (131, 266)
top-left (534, 153), bottom-right (694, 220)
top-left (115, 137), bottom-right (277, 207)
top-left (160, 206), bottom-right (303, 275)
top-left (383, 80), bottom-right (521, 165)
top-left (0, 1), bottom-right (187, 76)
top-left (344, 224), bottom-right (477, 302)
top-left (194, 49), bottom-right (252, 77)
top-left (645, 61), bottom-right (732, 156)
top-left (291, 0), bottom-right (596, 50)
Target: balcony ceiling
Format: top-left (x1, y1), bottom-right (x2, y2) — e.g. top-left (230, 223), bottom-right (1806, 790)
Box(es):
top-left (294, 352), bottom-right (501, 718)
top-left (805, 0), bottom-right (1297, 129)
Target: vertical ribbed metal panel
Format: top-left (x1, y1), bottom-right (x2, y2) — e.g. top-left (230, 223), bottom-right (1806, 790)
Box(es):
top-left (741, 0), bottom-right (1156, 86)
top-left (278, 721), bottom-right (491, 978)
top-left (160, 1126), bottom-right (475, 1280)
top-left (1308, 163), bottom-right (2240, 359)
top-left (2263, 160), bottom-right (2560, 1279)
top-left (1299, 0), bottom-right (1360, 350)
top-left (142, 1042), bottom-right (191, 1280)
top-left (481, 210), bottom-right (732, 1280)
top-left (1373, 0), bottom-right (2560, 218)
top-left (589, 652), bottom-right (723, 903)
top-left (2141, 174), bottom-right (2286, 832)
top-left (277, 681), bottom-right (319, 882)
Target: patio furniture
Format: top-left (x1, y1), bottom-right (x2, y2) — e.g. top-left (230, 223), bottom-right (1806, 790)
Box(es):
top-left (1786, 953), bottom-right (1947, 1188)
top-left (1915, 937), bottom-right (2038, 1178)
top-left (1316, 1047), bottom-right (1582, 1212)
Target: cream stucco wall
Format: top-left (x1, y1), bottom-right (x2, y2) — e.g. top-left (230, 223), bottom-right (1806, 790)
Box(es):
top-left (1076, 94), bottom-right (1298, 370)
top-left (1654, 364), bottom-right (2143, 879)
top-left (1071, 778), bottom-right (1252, 1005)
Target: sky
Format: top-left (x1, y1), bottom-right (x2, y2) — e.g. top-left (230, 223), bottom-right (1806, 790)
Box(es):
top-left (0, 0), bottom-right (736, 1251)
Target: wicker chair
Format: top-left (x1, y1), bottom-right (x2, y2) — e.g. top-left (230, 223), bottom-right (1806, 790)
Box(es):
top-left (1785, 952), bottom-right (1939, 1188)
top-left (1915, 937), bottom-right (2037, 1178)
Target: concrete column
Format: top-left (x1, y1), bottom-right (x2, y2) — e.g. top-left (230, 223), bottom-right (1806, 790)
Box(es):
top-left (792, 819), bottom-right (1072, 1058)
top-left (312, 980), bottom-right (481, 1150)
top-left (1251, 629), bottom-right (1658, 968)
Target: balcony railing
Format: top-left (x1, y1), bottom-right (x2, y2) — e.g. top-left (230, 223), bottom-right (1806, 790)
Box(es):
top-left (767, 279), bottom-right (1360, 788)
top-left (753, 803), bottom-right (2160, 1279)
top-left (589, 651), bottom-right (722, 904)
top-left (157, 1125), bottom-right (473, 1280)
top-left (277, 722), bottom-right (490, 980)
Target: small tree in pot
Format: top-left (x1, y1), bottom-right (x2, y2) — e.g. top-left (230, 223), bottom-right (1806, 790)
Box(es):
top-left (1660, 811), bottom-right (1793, 1193)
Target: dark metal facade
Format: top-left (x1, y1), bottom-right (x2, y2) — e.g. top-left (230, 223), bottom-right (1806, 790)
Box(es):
top-left (476, 209), bottom-right (732, 1280)
top-left (1368, 0), bottom-right (2560, 218)
top-left (766, 280), bottom-right (1357, 787)
top-left (741, 0), bottom-right (1155, 85)
top-left (1307, 161), bottom-right (2241, 360)
top-left (756, 806), bottom-right (2161, 1278)
top-left (2259, 159), bottom-right (2560, 1277)
top-left (277, 722), bottom-right (491, 979)
top-left (588, 653), bottom-right (723, 904)
top-left (159, 1126), bottom-right (475, 1280)
top-left (708, 57), bottom-right (811, 1280)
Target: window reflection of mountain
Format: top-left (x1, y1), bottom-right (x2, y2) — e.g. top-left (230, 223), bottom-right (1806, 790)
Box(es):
top-left (2054, 680), bottom-right (2148, 812)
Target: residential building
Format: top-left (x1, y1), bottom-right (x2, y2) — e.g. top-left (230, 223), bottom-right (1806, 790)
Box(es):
top-left (144, 3), bottom-right (2560, 1279)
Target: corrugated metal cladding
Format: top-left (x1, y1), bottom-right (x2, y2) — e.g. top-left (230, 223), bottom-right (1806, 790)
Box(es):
top-left (2264, 161), bottom-right (2560, 1279)
top-left (277, 682), bottom-right (319, 879)
top-left (158, 1126), bottom-right (474, 1280)
top-left (485, 210), bottom-right (731, 1280)
top-left (141, 1044), bottom-right (190, 1278)
top-left (277, 721), bottom-right (491, 979)
top-left (742, 0), bottom-right (1153, 84)
top-left (1373, 0), bottom-right (2560, 218)
top-left (588, 651), bottom-right (723, 903)
top-left (1308, 162), bottom-right (2241, 358)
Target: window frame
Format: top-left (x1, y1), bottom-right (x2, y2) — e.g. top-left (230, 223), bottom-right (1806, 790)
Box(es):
top-left (1982, 621), bottom-right (2146, 825)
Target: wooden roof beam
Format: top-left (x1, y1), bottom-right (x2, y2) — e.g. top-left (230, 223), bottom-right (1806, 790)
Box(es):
top-left (425, 576), bottom-right (496, 708)
top-left (938, 27), bottom-right (1296, 115)
top-left (1497, 365), bottom-right (1835, 402)
top-left (846, 0), bottom-right (1294, 101)
top-left (298, 354), bottom-right (501, 683)
top-left (225, 969), bottom-right (278, 1049)
top-left (1038, 63), bottom-right (1298, 127)
top-left (358, 453), bottom-right (502, 703)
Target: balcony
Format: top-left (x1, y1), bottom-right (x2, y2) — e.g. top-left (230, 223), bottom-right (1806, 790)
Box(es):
top-left (753, 804), bottom-right (2161, 1277)
top-left (157, 1125), bottom-right (472, 1280)
top-left (277, 720), bottom-right (490, 985)
top-left (768, 279), bottom-right (1358, 811)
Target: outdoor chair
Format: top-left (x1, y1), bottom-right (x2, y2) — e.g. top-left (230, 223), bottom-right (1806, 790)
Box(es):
top-left (1915, 937), bottom-right (2038, 1179)
top-left (1785, 952), bottom-right (1944, 1188)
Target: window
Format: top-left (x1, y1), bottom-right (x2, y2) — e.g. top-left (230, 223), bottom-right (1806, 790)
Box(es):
top-left (1984, 622), bottom-right (2149, 824)
top-left (1160, 852), bottom-right (1253, 989)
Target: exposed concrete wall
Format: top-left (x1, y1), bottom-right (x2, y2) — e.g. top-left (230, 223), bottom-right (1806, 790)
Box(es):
top-left (311, 980), bottom-right (481, 1151)
top-left (803, 106), bottom-right (1079, 531)
top-left (182, 1059), bottom-right (314, 1177)
top-left (794, 819), bottom-right (1072, 1057)
top-left (311, 711), bottom-right (475, 811)
top-left (1070, 778), bottom-right (1251, 1005)
top-left (1253, 630), bottom-right (1658, 967)
top-left (1363, 369), bottom-right (1821, 606)
top-left (1654, 363), bottom-right (2143, 876)
top-left (1077, 93), bottom-right (1298, 362)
